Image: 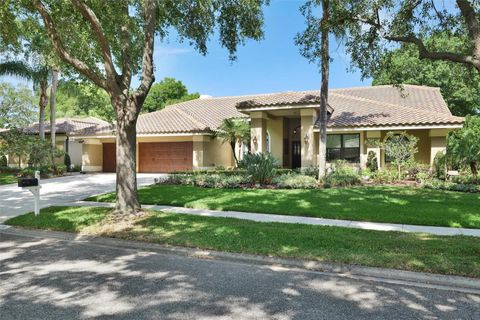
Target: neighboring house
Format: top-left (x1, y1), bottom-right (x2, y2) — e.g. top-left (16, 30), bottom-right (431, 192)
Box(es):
top-left (5, 117), bottom-right (111, 168)
top-left (3, 85), bottom-right (464, 172)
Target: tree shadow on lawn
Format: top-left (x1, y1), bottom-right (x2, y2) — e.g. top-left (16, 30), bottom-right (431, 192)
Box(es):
top-left (140, 185), bottom-right (480, 228)
top-left (1, 232), bottom-right (479, 319)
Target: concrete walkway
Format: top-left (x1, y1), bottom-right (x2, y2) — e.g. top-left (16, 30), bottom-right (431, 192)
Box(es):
top-left (65, 200), bottom-right (480, 237)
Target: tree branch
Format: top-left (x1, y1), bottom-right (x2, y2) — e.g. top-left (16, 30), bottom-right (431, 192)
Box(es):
top-left (457, 0), bottom-right (480, 57)
top-left (383, 34), bottom-right (479, 69)
top-left (119, 2), bottom-right (132, 90)
top-left (70, 0), bottom-right (118, 87)
top-left (33, 0), bottom-right (107, 90)
top-left (132, 0), bottom-right (157, 105)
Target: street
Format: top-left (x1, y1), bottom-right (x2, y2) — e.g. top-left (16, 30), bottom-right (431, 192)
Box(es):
top-left (1, 231), bottom-right (479, 320)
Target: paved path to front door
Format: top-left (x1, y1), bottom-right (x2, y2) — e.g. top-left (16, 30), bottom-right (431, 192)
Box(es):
top-left (65, 200), bottom-right (480, 238)
top-left (0, 173), bottom-right (160, 223)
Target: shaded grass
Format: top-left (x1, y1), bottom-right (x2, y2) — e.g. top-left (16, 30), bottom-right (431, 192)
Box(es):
top-left (87, 185), bottom-right (480, 228)
top-left (0, 173), bottom-right (17, 185)
top-left (5, 206), bottom-right (480, 278)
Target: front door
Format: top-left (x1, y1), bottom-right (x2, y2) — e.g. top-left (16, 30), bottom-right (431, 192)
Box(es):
top-left (291, 141), bottom-right (301, 169)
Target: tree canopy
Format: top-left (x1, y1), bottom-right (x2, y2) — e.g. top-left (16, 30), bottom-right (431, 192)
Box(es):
top-left (373, 34), bottom-right (480, 116)
top-left (142, 77), bottom-right (199, 113)
top-left (0, 82), bottom-right (36, 129)
top-left (447, 115), bottom-right (480, 178)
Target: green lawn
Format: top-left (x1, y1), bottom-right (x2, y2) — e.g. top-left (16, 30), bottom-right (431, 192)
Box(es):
top-left (5, 206), bottom-right (480, 278)
top-left (87, 185), bottom-right (480, 229)
top-left (0, 173), bottom-right (17, 185)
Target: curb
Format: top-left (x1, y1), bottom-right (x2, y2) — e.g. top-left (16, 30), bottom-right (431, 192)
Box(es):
top-left (2, 226), bottom-right (480, 294)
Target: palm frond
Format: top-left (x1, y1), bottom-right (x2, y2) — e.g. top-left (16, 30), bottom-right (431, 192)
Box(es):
top-left (0, 60), bottom-right (49, 88)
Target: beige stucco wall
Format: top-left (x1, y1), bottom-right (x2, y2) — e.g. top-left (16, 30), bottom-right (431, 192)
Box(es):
top-left (204, 137), bottom-right (235, 168)
top-left (82, 141), bottom-right (103, 172)
top-left (430, 136), bottom-right (447, 164)
top-left (267, 116), bottom-right (284, 165)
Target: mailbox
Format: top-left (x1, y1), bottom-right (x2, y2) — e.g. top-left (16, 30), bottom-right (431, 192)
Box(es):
top-left (18, 178), bottom-right (39, 188)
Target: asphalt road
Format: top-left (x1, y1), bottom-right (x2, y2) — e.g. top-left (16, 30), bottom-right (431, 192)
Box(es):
top-left (1, 232), bottom-right (479, 319)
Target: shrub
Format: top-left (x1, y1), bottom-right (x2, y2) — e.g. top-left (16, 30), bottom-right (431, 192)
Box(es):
top-left (366, 151), bottom-right (378, 172)
top-left (64, 153), bottom-right (72, 171)
top-left (299, 166), bottom-right (319, 178)
top-left (238, 153), bottom-right (278, 185)
top-left (273, 174), bottom-right (318, 189)
top-left (324, 161), bottom-right (361, 187)
top-left (423, 179), bottom-right (480, 193)
top-left (405, 162), bottom-right (431, 181)
top-left (161, 173), bottom-right (250, 189)
top-left (433, 151), bottom-right (447, 180)
top-left (71, 165), bottom-right (82, 172)
top-left (372, 168), bottom-right (401, 184)
top-left (0, 155), bottom-right (7, 167)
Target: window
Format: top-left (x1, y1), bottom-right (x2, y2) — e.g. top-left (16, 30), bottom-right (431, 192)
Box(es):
top-left (266, 130), bottom-right (271, 153)
top-left (326, 134), bottom-right (360, 163)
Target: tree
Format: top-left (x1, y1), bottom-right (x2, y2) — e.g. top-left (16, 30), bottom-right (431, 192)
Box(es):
top-left (334, 1), bottom-right (480, 82)
top-left (296, 0), bottom-right (334, 179)
top-left (143, 77), bottom-right (199, 113)
top-left (216, 118), bottom-right (250, 165)
top-left (0, 61), bottom-right (49, 138)
top-left (447, 115), bottom-right (480, 179)
top-left (26, 0), bottom-right (267, 214)
top-left (375, 132), bottom-right (419, 180)
top-left (373, 34), bottom-right (480, 116)
top-left (53, 81), bottom-right (115, 121)
top-left (0, 83), bottom-right (36, 129)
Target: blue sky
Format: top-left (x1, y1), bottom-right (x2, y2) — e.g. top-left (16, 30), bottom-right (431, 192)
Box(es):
top-left (1, 0), bottom-right (370, 97)
top-left (150, 0), bottom-right (370, 96)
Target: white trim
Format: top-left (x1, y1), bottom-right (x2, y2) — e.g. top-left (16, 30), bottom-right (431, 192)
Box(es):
top-left (315, 124), bottom-right (463, 132)
top-left (239, 104), bottom-right (319, 113)
top-left (81, 165), bottom-right (102, 172)
top-left (71, 132), bottom-right (211, 139)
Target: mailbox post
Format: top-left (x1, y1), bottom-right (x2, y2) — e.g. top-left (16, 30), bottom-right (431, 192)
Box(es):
top-left (18, 171), bottom-right (41, 216)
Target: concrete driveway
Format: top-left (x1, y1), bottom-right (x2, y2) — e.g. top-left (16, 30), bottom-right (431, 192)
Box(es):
top-left (0, 173), bottom-right (160, 223)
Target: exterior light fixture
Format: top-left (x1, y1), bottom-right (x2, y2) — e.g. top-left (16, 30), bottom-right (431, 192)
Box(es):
top-left (304, 134), bottom-right (309, 144)
top-left (252, 136), bottom-right (258, 144)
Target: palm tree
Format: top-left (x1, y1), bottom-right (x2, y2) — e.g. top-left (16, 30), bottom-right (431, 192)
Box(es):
top-left (216, 118), bottom-right (251, 165)
top-left (0, 60), bottom-right (50, 139)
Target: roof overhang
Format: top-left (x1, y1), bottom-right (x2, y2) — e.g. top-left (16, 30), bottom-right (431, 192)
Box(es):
top-left (318, 124), bottom-right (463, 132)
top-left (237, 103), bottom-right (320, 114)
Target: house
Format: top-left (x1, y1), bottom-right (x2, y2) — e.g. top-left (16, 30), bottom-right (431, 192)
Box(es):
top-left (5, 117), bottom-right (112, 168)
top-left (4, 85), bottom-right (464, 172)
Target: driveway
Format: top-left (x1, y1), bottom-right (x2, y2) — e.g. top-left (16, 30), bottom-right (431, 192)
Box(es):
top-left (1, 231), bottom-right (479, 319)
top-left (0, 173), bottom-right (160, 223)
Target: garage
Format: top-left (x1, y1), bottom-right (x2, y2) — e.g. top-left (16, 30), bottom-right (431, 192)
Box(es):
top-left (139, 142), bottom-right (193, 173)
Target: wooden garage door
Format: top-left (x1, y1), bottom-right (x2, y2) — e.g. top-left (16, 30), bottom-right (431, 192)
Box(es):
top-left (139, 142), bottom-right (193, 173)
top-left (102, 143), bottom-right (116, 172)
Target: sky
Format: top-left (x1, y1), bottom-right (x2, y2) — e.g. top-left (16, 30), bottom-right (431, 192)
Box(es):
top-left (1, 0), bottom-right (371, 97)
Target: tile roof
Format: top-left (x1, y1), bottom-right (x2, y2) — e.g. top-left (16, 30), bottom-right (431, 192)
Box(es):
top-left (235, 85), bottom-right (463, 128)
top-left (24, 117), bottom-right (112, 136)
top-left (65, 85), bottom-right (464, 136)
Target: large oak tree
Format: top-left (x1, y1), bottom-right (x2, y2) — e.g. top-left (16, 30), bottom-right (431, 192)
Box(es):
top-left (22, 0), bottom-right (267, 214)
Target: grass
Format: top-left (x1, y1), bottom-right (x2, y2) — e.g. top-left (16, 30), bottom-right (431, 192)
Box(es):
top-left (87, 185), bottom-right (480, 229)
top-left (5, 206), bottom-right (480, 278)
top-left (0, 173), bottom-right (17, 185)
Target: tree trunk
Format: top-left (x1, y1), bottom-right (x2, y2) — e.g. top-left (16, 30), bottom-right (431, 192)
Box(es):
top-left (231, 140), bottom-right (238, 165)
top-left (50, 69), bottom-right (59, 168)
top-left (114, 100), bottom-right (141, 215)
top-left (470, 161), bottom-right (478, 180)
top-left (38, 82), bottom-right (48, 140)
top-left (318, 0), bottom-right (330, 179)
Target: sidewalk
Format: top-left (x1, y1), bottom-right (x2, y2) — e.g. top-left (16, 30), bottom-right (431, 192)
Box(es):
top-left (65, 201), bottom-right (480, 237)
